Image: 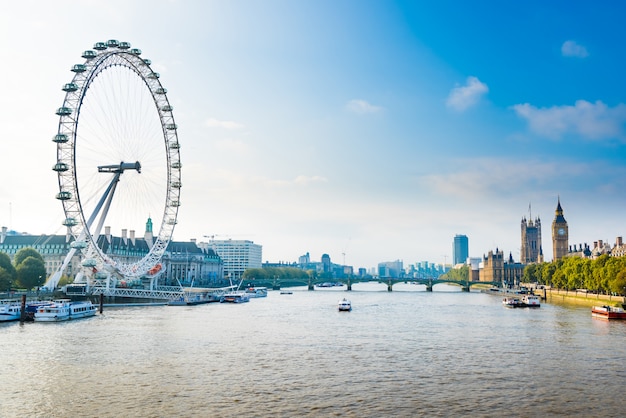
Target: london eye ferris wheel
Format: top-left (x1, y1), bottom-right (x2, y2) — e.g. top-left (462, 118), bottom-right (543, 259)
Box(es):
top-left (49, 40), bottom-right (181, 288)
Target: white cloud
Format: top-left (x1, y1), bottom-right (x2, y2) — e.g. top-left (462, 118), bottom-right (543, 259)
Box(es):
top-left (512, 100), bottom-right (626, 141)
top-left (561, 40), bottom-right (589, 58)
top-left (206, 117), bottom-right (245, 130)
top-left (346, 99), bottom-right (382, 114)
top-left (446, 76), bottom-right (489, 111)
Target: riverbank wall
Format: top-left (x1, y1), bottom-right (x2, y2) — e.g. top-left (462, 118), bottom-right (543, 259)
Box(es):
top-left (541, 288), bottom-right (626, 307)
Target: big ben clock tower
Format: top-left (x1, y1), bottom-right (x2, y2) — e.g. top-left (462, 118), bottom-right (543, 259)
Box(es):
top-left (551, 198), bottom-right (568, 261)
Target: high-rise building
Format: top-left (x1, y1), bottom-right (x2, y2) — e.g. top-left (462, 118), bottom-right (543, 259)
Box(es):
top-left (551, 198), bottom-right (569, 261)
top-left (453, 234), bottom-right (469, 265)
top-left (521, 211), bottom-right (542, 264)
top-left (206, 239), bottom-right (262, 280)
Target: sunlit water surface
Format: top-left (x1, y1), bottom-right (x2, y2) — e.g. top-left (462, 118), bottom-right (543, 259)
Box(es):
top-left (1, 283), bottom-right (625, 417)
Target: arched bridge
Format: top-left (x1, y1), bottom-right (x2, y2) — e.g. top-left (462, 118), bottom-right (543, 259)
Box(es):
top-left (246, 277), bottom-right (499, 292)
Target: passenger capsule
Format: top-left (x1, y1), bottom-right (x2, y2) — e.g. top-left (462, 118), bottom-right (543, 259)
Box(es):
top-left (62, 83), bottom-right (79, 92)
top-left (52, 162), bottom-right (69, 172)
top-left (147, 72), bottom-right (160, 79)
top-left (165, 123), bottom-right (177, 130)
top-left (56, 107), bottom-right (72, 116)
top-left (63, 218), bottom-right (77, 227)
top-left (171, 181), bottom-right (182, 188)
top-left (171, 161), bottom-right (182, 169)
top-left (118, 41), bottom-right (131, 49)
top-left (93, 42), bottom-right (107, 50)
top-left (130, 48), bottom-right (142, 56)
top-left (142, 58), bottom-right (152, 65)
top-left (52, 134), bottom-right (69, 143)
top-left (170, 200), bottom-right (180, 207)
top-left (169, 142), bottom-right (180, 149)
top-left (70, 241), bottom-right (87, 249)
top-left (82, 50), bottom-right (97, 59)
top-left (82, 258), bottom-right (97, 267)
top-left (155, 87), bottom-right (167, 94)
top-left (56, 191), bottom-right (72, 200)
top-left (71, 64), bottom-right (87, 73)
top-left (161, 105), bottom-right (173, 112)
top-left (106, 39), bottom-right (119, 48)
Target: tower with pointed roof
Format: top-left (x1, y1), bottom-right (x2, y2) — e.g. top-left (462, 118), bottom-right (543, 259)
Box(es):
top-left (551, 198), bottom-right (568, 261)
top-left (521, 203), bottom-right (542, 264)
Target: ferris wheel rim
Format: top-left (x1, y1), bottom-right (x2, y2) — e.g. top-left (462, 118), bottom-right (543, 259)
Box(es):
top-left (53, 40), bottom-right (181, 278)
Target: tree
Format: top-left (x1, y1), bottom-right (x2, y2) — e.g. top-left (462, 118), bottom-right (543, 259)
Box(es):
top-left (0, 252), bottom-right (17, 289)
top-left (15, 256), bottom-right (47, 290)
top-left (14, 247), bottom-right (44, 266)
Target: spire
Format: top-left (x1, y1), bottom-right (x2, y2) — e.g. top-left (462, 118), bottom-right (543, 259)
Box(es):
top-left (146, 216), bottom-right (153, 233)
top-left (556, 196), bottom-right (563, 215)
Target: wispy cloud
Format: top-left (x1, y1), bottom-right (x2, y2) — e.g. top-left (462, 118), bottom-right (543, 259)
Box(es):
top-left (346, 99), bottom-right (382, 114)
top-left (206, 117), bottom-right (245, 130)
top-left (446, 76), bottom-right (488, 111)
top-left (512, 100), bottom-right (626, 141)
top-left (561, 40), bottom-right (589, 58)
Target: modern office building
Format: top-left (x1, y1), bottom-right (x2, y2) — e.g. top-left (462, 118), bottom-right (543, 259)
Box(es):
top-left (203, 239), bottom-right (262, 281)
top-left (453, 234), bottom-right (469, 266)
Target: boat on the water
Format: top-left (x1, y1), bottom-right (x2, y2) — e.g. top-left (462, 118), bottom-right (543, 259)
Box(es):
top-left (245, 287), bottom-right (268, 298)
top-left (521, 295), bottom-right (541, 307)
top-left (220, 292), bottom-right (250, 303)
top-left (503, 295), bottom-right (540, 308)
top-left (280, 291), bottom-right (293, 295)
top-left (0, 302), bottom-right (21, 322)
top-left (592, 305), bottom-right (626, 320)
top-left (69, 300), bottom-right (97, 319)
top-left (34, 299), bottom-right (96, 322)
top-left (502, 297), bottom-right (522, 307)
top-left (338, 298), bottom-right (352, 311)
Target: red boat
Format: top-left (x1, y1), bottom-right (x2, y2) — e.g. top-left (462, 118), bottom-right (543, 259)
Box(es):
top-left (591, 305), bottom-right (626, 320)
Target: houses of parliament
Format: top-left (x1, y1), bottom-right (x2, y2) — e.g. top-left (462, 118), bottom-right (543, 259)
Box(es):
top-left (479, 198), bottom-right (625, 287)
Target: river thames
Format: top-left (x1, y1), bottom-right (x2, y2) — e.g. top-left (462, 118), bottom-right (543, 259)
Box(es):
top-left (1, 283), bottom-right (625, 417)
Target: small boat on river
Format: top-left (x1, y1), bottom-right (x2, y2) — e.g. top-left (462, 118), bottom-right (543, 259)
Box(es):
top-left (0, 302), bottom-right (21, 322)
top-left (220, 292), bottom-right (250, 303)
top-left (522, 295), bottom-right (541, 307)
top-left (245, 287), bottom-right (268, 298)
top-left (502, 297), bottom-right (522, 308)
top-left (592, 305), bottom-right (626, 320)
top-left (338, 298), bottom-right (352, 311)
top-left (34, 299), bottom-right (96, 322)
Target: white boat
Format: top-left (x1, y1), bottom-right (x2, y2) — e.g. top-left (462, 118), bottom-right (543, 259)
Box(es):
top-left (245, 287), bottom-right (268, 298)
top-left (220, 292), bottom-right (250, 303)
top-left (338, 298), bottom-right (352, 311)
top-left (35, 299), bottom-right (96, 322)
top-left (522, 295), bottom-right (541, 307)
top-left (502, 297), bottom-right (522, 307)
top-left (35, 299), bottom-right (71, 322)
top-left (69, 300), bottom-right (97, 319)
top-left (0, 302), bottom-right (21, 322)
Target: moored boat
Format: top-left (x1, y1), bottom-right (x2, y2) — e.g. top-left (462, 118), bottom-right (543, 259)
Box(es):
top-left (220, 292), bottom-right (250, 303)
top-left (35, 299), bottom-right (71, 322)
top-left (338, 298), bottom-right (352, 311)
top-left (69, 300), bottom-right (97, 319)
top-left (245, 287), bottom-right (268, 298)
top-left (0, 302), bottom-right (21, 322)
top-left (34, 299), bottom-right (96, 322)
top-left (592, 305), bottom-right (626, 320)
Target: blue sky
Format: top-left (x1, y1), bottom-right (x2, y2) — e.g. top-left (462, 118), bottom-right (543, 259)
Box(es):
top-left (1, 0), bottom-right (625, 270)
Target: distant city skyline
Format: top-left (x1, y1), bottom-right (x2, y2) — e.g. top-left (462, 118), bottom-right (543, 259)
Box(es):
top-left (1, 1), bottom-right (625, 269)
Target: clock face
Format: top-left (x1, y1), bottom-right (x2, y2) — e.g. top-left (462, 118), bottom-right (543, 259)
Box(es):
top-left (558, 228), bottom-right (565, 236)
